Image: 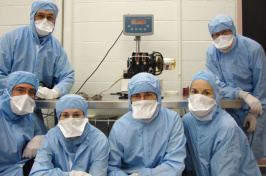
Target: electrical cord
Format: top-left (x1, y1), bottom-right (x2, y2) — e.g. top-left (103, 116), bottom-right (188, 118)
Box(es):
top-left (75, 30), bottom-right (124, 94)
top-left (90, 77), bottom-right (122, 100)
top-left (43, 110), bottom-right (54, 119)
top-left (99, 78), bottom-right (122, 95)
top-left (248, 132), bottom-right (254, 147)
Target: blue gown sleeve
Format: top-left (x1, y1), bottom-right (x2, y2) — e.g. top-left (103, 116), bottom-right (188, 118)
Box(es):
top-left (138, 115), bottom-right (186, 176)
top-left (250, 45), bottom-right (266, 108)
top-left (107, 129), bottom-right (128, 176)
top-left (52, 47), bottom-right (74, 97)
top-left (0, 34), bottom-right (13, 95)
top-left (29, 136), bottom-right (70, 176)
top-left (89, 139), bottom-right (110, 176)
top-left (206, 49), bottom-right (241, 100)
top-left (210, 124), bottom-right (260, 175)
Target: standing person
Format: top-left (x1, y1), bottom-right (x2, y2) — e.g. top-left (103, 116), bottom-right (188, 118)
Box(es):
top-left (206, 14), bottom-right (266, 161)
top-left (182, 71), bottom-right (260, 176)
top-left (108, 73), bottom-right (186, 176)
top-left (0, 71), bottom-right (45, 176)
top-left (0, 0), bottom-right (75, 133)
top-left (0, 0), bottom-right (74, 99)
top-left (30, 94), bottom-right (110, 176)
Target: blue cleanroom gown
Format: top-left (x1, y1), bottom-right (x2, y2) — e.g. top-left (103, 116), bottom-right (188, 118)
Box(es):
top-left (182, 70), bottom-right (261, 176)
top-left (30, 94), bottom-right (110, 176)
top-left (29, 125), bottom-right (110, 176)
top-left (0, 71), bottom-right (44, 176)
top-left (108, 73), bottom-right (186, 176)
top-left (206, 14), bottom-right (266, 161)
top-left (183, 110), bottom-right (261, 176)
top-left (0, 0), bottom-right (74, 96)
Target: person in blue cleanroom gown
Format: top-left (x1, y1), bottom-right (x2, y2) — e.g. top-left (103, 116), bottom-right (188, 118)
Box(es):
top-left (30, 94), bottom-right (110, 176)
top-left (206, 14), bottom-right (266, 161)
top-left (0, 71), bottom-right (45, 176)
top-left (182, 70), bottom-right (261, 176)
top-left (108, 73), bottom-right (186, 176)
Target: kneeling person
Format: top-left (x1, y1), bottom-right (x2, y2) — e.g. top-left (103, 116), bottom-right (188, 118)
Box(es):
top-left (30, 94), bottom-right (110, 176)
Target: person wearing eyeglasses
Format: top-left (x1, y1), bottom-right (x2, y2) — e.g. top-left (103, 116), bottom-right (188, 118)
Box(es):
top-left (0, 0), bottom-right (74, 99)
top-left (107, 73), bottom-right (186, 176)
top-left (182, 70), bottom-right (260, 176)
top-left (0, 71), bottom-right (45, 176)
top-left (206, 14), bottom-right (266, 162)
top-left (30, 94), bottom-right (110, 176)
top-left (0, 0), bottom-right (75, 134)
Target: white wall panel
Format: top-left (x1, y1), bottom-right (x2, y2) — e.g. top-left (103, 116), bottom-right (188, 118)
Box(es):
top-left (73, 61), bottom-right (125, 82)
top-left (0, 6), bottom-right (30, 26)
top-left (0, 0), bottom-right (33, 6)
top-left (182, 60), bottom-right (205, 81)
top-left (182, 21), bottom-right (211, 41)
top-left (73, 22), bottom-right (123, 42)
top-left (224, 2), bottom-right (236, 18)
top-left (72, 1), bottom-right (178, 22)
top-left (182, 41), bottom-right (212, 61)
top-left (182, 1), bottom-right (235, 21)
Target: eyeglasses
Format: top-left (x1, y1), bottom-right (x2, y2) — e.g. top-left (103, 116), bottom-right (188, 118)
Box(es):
top-left (212, 29), bottom-right (232, 39)
top-left (13, 87), bottom-right (36, 97)
top-left (35, 13), bottom-right (55, 22)
top-left (131, 92), bottom-right (157, 102)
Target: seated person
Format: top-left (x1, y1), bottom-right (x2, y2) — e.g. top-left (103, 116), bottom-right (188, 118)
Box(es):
top-left (0, 71), bottom-right (44, 175)
top-left (30, 94), bottom-right (110, 176)
top-left (108, 73), bottom-right (186, 176)
top-left (182, 71), bottom-right (260, 175)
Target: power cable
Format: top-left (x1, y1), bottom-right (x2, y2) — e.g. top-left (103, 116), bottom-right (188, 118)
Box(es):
top-left (75, 30), bottom-right (123, 94)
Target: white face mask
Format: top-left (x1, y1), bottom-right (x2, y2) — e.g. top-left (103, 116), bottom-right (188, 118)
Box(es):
top-left (10, 94), bottom-right (36, 116)
top-left (58, 118), bottom-right (88, 138)
top-left (213, 35), bottom-right (235, 53)
top-left (188, 94), bottom-right (217, 121)
top-left (132, 100), bottom-right (159, 123)
top-left (35, 18), bottom-right (54, 37)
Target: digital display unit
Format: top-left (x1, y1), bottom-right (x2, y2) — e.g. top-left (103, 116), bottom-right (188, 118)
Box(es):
top-left (131, 19), bottom-right (146, 25)
top-left (123, 14), bottom-right (154, 36)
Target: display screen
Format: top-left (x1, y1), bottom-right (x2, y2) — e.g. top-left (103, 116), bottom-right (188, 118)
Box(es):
top-left (131, 19), bottom-right (146, 25)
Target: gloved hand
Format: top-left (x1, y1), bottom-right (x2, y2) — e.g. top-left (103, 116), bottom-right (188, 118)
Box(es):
top-left (129, 173), bottom-right (139, 176)
top-left (237, 90), bottom-right (263, 116)
top-left (22, 135), bottom-right (43, 158)
top-left (36, 86), bottom-right (61, 100)
top-left (69, 170), bottom-right (92, 176)
top-left (243, 112), bottom-right (257, 133)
